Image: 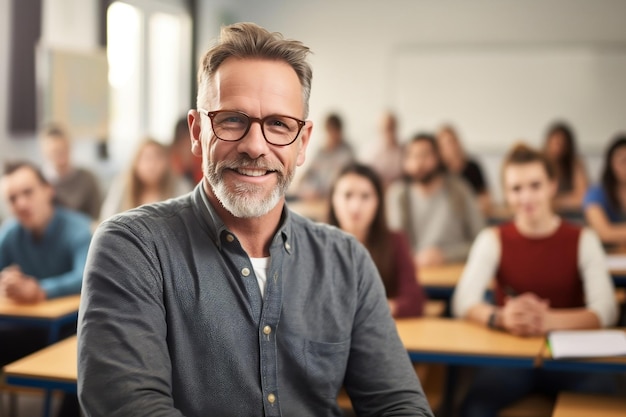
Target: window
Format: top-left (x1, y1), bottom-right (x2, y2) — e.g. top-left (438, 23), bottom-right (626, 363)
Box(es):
top-left (106, 0), bottom-right (191, 167)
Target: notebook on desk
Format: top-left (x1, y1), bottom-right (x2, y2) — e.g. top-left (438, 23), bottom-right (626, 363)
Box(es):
top-left (548, 330), bottom-right (626, 359)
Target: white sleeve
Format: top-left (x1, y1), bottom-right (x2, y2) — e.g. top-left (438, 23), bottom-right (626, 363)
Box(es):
top-left (578, 228), bottom-right (618, 327)
top-left (452, 228), bottom-right (501, 318)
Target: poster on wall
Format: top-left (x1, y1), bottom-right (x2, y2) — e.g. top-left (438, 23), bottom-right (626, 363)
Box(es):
top-left (37, 45), bottom-right (109, 140)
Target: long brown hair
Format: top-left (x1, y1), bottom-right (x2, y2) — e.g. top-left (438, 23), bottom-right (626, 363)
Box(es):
top-left (328, 163), bottom-right (397, 296)
top-left (543, 122), bottom-right (577, 191)
top-left (601, 134), bottom-right (626, 211)
top-left (121, 138), bottom-right (177, 211)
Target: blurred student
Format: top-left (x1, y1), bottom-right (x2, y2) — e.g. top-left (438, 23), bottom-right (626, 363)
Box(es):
top-left (40, 124), bottom-right (102, 219)
top-left (437, 124), bottom-right (490, 215)
top-left (543, 122), bottom-right (588, 215)
top-left (170, 117), bottom-right (203, 185)
top-left (387, 133), bottom-right (485, 267)
top-left (329, 163), bottom-right (426, 317)
top-left (0, 161), bottom-right (89, 417)
top-left (0, 160), bottom-right (91, 357)
top-left (452, 143), bottom-right (617, 417)
top-left (584, 134), bottom-right (626, 245)
top-left (100, 138), bottom-right (192, 220)
top-left (367, 111), bottom-right (404, 188)
top-left (295, 113), bottom-right (355, 200)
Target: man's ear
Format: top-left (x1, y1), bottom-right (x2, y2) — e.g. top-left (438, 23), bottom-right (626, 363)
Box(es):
top-left (188, 110), bottom-right (203, 157)
top-left (296, 121), bottom-right (313, 167)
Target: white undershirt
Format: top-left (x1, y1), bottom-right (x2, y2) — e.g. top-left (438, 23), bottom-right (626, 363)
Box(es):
top-left (451, 227), bottom-right (618, 327)
top-left (250, 256), bottom-right (271, 298)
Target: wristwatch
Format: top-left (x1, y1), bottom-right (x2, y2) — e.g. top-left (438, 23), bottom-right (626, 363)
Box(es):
top-left (487, 308), bottom-right (499, 329)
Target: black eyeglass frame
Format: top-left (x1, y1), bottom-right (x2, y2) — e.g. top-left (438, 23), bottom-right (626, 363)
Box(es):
top-left (198, 109), bottom-right (306, 147)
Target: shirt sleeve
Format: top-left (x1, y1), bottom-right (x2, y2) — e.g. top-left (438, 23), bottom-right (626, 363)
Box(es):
top-left (343, 243), bottom-right (434, 416)
top-left (583, 185), bottom-right (605, 209)
top-left (578, 228), bottom-right (618, 327)
top-left (38, 225), bottom-right (91, 299)
top-left (452, 228), bottom-right (500, 318)
top-left (464, 159), bottom-right (487, 194)
top-left (391, 232), bottom-right (426, 318)
top-left (78, 220), bottom-right (184, 417)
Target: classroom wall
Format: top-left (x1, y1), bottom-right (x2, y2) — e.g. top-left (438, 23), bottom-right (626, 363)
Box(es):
top-left (196, 0), bottom-right (626, 199)
top-left (2, 0), bottom-right (625, 209)
top-left (0, 0), bottom-right (105, 170)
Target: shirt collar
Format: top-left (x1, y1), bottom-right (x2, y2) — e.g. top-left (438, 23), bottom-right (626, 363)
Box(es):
top-left (191, 181), bottom-right (293, 254)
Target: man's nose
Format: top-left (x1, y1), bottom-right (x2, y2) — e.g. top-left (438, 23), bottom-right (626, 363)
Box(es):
top-left (236, 121), bottom-right (268, 159)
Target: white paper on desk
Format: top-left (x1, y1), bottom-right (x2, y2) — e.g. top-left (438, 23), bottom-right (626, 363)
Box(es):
top-left (549, 330), bottom-right (626, 359)
top-left (606, 254), bottom-right (626, 270)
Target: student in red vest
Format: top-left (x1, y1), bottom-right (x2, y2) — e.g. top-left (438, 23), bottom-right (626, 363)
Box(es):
top-left (452, 143), bottom-right (618, 417)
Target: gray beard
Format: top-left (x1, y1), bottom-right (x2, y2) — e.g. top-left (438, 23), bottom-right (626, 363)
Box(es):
top-left (205, 156), bottom-right (294, 218)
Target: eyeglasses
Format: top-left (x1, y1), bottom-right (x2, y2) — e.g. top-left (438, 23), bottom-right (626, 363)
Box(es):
top-left (198, 109), bottom-right (306, 147)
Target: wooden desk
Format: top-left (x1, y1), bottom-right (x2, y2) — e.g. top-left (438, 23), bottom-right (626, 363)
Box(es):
top-left (3, 336), bottom-right (77, 417)
top-left (0, 295), bottom-right (81, 343)
top-left (287, 198), bottom-right (328, 222)
top-left (396, 317), bottom-right (545, 368)
top-left (3, 336), bottom-right (77, 391)
top-left (552, 392), bottom-right (626, 417)
top-left (418, 263), bottom-right (464, 299)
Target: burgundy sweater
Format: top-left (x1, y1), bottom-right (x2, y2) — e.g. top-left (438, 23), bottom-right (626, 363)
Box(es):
top-left (389, 231), bottom-right (427, 317)
top-left (495, 221), bottom-right (585, 309)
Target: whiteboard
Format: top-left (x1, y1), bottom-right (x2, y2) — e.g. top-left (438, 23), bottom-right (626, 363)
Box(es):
top-left (390, 44), bottom-right (626, 153)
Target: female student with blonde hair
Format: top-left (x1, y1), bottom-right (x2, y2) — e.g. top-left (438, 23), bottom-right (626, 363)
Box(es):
top-left (100, 138), bottom-right (192, 220)
top-left (452, 143), bottom-right (617, 417)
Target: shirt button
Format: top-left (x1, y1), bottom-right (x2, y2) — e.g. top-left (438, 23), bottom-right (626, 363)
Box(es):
top-left (284, 242), bottom-right (291, 250)
top-left (263, 325), bottom-right (272, 335)
top-left (241, 267), bottom-right (250, 277)
top-left (267, 393), bottom-right (276, 404)
top-left (226, 234), bottom-right (235, 242)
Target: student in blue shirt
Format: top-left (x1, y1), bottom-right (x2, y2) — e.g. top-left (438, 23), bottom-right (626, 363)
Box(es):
top-left (0, 161), bottom-right (91, 417)
top-left (584, 135), bottom-right (626, 245)
top-left (0, 161), bottom-right (92, 304)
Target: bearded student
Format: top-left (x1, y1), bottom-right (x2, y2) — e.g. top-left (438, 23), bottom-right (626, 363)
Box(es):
top-left (386, 133), bottom-right (485, 267)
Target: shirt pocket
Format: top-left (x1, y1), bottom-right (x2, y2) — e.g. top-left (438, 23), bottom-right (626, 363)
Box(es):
top-left (305, 338), bottom-right (351, 399)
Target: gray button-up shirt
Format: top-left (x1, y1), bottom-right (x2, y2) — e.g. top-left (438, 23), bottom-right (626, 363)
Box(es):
top-left (78, 184), bottom-right (432, 417)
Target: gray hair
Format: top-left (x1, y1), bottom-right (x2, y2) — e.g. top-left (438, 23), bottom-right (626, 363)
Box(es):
top-left (196, 22), bottom-right (313, 118)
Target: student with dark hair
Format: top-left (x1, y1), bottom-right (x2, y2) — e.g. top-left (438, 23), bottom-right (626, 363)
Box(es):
top-left (452, 143), bottom-right (617, 417)
top-left (329, 163), bottom-right (426, 317)
top-left (543, 121), bottom-right (588, 214)
top-left (584, 134), bottom-right (626, 244)
top-left (1, 161), bottom-right (92, 417)
top-left (387, 133), bottom-right (485, 267)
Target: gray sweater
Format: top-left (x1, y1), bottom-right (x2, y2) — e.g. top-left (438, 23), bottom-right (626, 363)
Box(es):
top-left (386, 175), bottom-right (486, 262)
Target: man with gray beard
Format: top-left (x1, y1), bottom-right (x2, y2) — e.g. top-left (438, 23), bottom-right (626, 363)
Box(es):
top-left (77, 23), bottom-right (432, 417)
